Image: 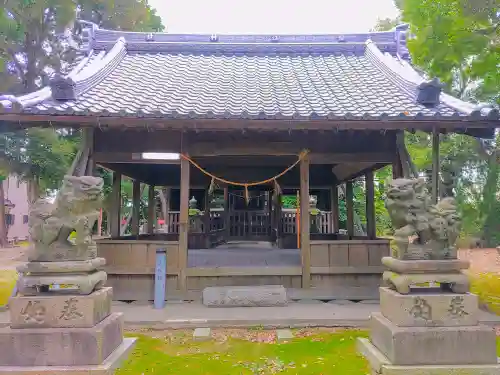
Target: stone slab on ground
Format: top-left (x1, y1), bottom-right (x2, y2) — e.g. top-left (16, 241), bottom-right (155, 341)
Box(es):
top-left (9, 287), bottom-right (112, 329)
top-left (358, 337), bottom-right (500, 375)
top-left (2, 302), bottom-right (500, 329)
top-left (276, 329), bottom-right (293, 342)
top-left (193, 328), bottom-right (211, 341)
top-left (0, 337), bottom-right (137, 375)
top-left (379, 287), bottom-right (479, 327)
top-left (202, 285), bottom-right (288, 307)
top-left (370, 312), bottom-right (497, 366)
top-left (0, 313), bottom-right (124, 367)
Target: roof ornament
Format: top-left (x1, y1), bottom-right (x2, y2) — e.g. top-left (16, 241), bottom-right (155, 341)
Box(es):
top-left (337, 35), bottom-right (345, 42)
top-left (210, 34), bottom-right (219, 42)
top-left (0, 95), bottom-right (23, 113)
top-left (416, 77), bottom-right (444, 106)
top-left (146, 33), bottom-right (155, 42)
top-left (50, 74), bottom-right (77, 101)
top-left (270, 35), bottom-right (280, 42)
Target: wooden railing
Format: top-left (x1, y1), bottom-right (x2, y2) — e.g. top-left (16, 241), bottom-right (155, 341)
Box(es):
top-left (281, 210), bottom-right (334, 234)
top-left (163, 210), bottom-right (335, 235)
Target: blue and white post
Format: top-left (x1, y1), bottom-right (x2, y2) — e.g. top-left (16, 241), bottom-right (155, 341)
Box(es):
top-left (154, 248), bottom-right (167, 309)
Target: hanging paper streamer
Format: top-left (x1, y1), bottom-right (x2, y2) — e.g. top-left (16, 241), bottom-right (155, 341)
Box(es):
top-left (244, 184), bottom-right (250, 205)
top-left (273, 179), bottom-right (282, 196)
top-left (208, 177), bottom-right (216, 196)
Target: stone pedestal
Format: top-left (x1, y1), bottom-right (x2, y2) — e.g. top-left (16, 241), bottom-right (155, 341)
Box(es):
top-left (0, 264), bottom-right (136, 373)
top-left (17, 258), bottom-right (107, 296)
top-left (358, 258), bottom-right (500, 375)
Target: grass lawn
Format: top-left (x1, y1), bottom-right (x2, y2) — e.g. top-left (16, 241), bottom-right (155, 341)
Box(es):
top-left (1, 269), bottom-right (500, 374)
top-left (118, 328), bottom-right (371, 375)
top-left (0, 270), bottom-right (17, 307)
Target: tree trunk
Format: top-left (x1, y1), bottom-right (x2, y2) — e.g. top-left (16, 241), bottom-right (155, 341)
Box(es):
top-left (0, 182), bottom-right (9, 247)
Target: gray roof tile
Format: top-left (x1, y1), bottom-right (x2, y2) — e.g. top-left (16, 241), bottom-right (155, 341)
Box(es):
top-left (0, 25), bottom-right (498, 125)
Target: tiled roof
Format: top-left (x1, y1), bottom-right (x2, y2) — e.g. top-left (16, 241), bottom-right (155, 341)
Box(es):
top-left (0, 24), bottom-right (498, 124)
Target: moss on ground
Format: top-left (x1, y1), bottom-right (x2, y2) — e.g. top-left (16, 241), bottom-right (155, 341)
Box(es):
top-left (0, 270), bottom-right (17, 306)
top-left (117, 329), bottom-right (371, 375)
top-left (470, 272), bottom-right (500, 315)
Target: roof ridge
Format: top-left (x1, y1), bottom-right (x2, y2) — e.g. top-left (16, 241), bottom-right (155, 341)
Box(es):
top-left (70, 37), bottom-right (127, 98)
top-left (365, 40), bottom-right (498, 117)
top-left (0, 51), bottom-right (95, 112)
top-left (0, 38), bottom-right (127, 112)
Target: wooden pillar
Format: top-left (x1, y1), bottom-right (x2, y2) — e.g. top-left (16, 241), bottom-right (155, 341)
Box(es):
top-left (393, 150), bottom-right (404, 179)
top-left (223, 186), bottom-right (230, 240)
top-left (131, 180), bottom-right (141, 236)
top-left (346, 181), bottom-right (354, 238)
top-left (164, 187), bottom-right (171, 231)
top-left (203, 188), bottom-right (210, 236)
top-left (300, 154), bottom-right (311, 288)
top-left (178, 157), bottom-right (190, 292)
top-left (110, 171), bottom-right (121, 238)
top-left (365, 171), bottom-right (376, 239)
top-left (431, 127), bottom-right (440, 204)
top-left (147, 185), bottom-right (155, 234)
top-left (330, 186), bottom-right (339, 233)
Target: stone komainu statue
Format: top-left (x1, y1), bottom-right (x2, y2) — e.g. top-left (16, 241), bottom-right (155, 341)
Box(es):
top-left (28, 175), bottom-right (104, 262)
top-left (385, 178), bottom-right (461, 260)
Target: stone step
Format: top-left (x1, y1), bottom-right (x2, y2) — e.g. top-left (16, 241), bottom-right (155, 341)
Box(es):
top-left (202, 285), bottom-right (288, 307)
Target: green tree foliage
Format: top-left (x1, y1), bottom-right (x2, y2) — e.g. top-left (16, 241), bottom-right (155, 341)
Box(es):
top-left (402, 0), bottom-right (499, 103)
top-left (0, 0), bottom-right (165, 243)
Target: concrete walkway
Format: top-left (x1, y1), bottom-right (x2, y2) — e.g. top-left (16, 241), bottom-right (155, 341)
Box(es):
top-left (2, 301), bottom-right (498, 329)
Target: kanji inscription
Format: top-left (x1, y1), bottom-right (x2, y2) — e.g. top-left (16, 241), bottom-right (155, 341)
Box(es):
top-left (448, 296), bottom-right (469, 318)
top-left (59, 297), bottom-right (84, 320)
top-left (409, 297), bottom-right (432, 320)
top-left (21, 301), bottom-right (46, 324)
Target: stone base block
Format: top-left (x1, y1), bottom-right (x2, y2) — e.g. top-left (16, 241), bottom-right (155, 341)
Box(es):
top-left (370, 312), bottom-right (497, 366)
top-left (383, 270), bottom-right (469, 294)
top-left (17, 258), bottom-right (106, 274)
top-left (18, 270), bottom-right (107, 296)
top-left (9, 287), bottom-right (112, 328)
top-left (0, 313), bottom-right (123, 367)
top-left (379, 287), bottom-right (479, 327)
top-left (0, 337), bottom-right (137, 374)
top-left (382, 257), bottom-right (470, 274)
top-left (358, 337), bottom-right (500, 375)
top-left (202, 285), bottom-right (288, 307)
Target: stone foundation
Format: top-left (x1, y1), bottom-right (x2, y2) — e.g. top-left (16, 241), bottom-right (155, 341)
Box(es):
top-left (0, 313), bottom-right (124, 367)
top-left (370, 312), bottom-right (497, 366)
top-left (9, 287), bottom-right (112, 329)
top-left (359, 257), bottom-right (500, 375)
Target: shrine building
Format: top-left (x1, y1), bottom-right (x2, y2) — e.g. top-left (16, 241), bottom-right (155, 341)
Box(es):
top-left (1, 23), bottom-right (498, 301)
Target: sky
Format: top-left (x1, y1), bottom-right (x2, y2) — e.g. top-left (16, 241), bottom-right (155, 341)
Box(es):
top-left (148, 0), bottom-right (400, 34)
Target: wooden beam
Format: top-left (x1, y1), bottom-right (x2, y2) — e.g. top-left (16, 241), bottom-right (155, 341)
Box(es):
top-left (330, 186), bottom-right (339, 233)
top-left (365, 171), bottom-right (376, 239)
top-left (300, 153), bottom-right (311, 288)
top-left (147, 185), bottom-right (155, 234)
top-left (346, 181), bottom-right (354, 238)
top-left (332, 162), bottom-right (379, 181)
top-left (110, 171), bottom-right (121, 238)
top-left (94, 152), bottom-right (181, 164)
top-left (178, 157), bottom-right (190, 292)
top-left (432, 127), bottom-right (440, 204)
top-left (3, 113), bottom-right (497, 134)
top-left (131, 180), bottom-right (141, 236)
